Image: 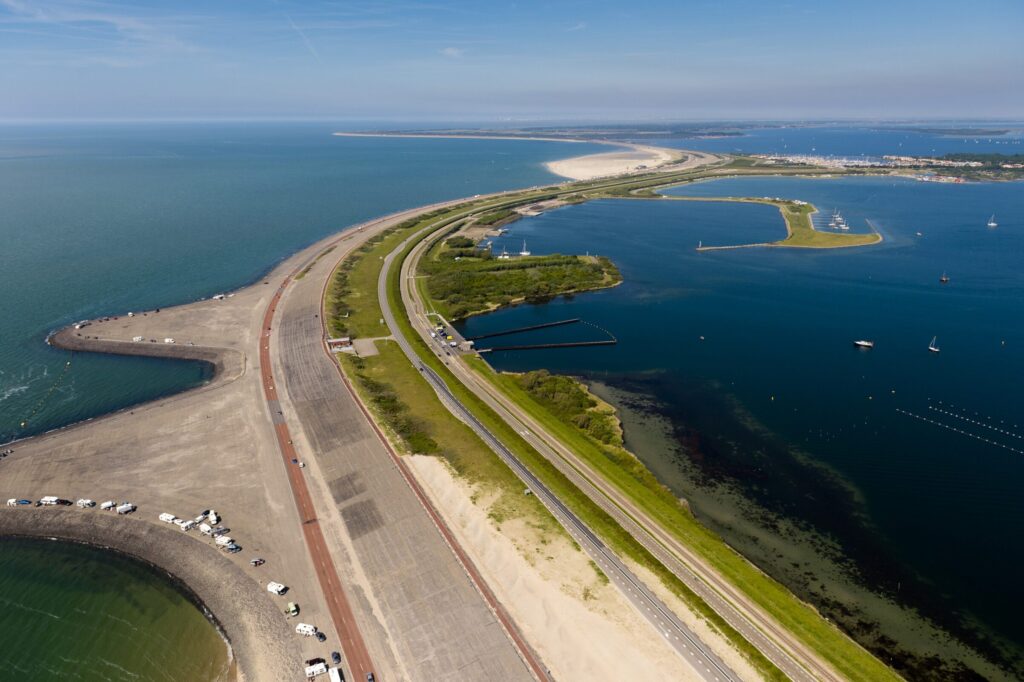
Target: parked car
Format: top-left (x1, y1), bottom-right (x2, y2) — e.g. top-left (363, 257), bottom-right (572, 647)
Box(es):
top-left (316, 631), bottom-right (326, 642)
top-left (331, 651), bottom-right (341, 665)
top-left (250, 557), bottom-right (265, 567)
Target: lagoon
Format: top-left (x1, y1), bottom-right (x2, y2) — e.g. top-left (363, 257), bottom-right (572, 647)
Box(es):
top-left (458, 175), bottom-right (1024, 678)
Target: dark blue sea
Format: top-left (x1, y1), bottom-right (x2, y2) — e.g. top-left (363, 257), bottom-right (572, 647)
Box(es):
top-left (462, 174), bottom-right (1024, 678)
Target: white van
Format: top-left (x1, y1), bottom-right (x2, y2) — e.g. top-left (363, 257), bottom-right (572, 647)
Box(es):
top-left (100, 500), bottom-right (117, 511)
top-left (215, 535), bottom-right (234, 546)
top-left (266, 581), bottom-right (287, 596)
top-left (116, 503), bottom-right (136, 515)
top-left (76, 499), bottom-right (96, 508)
top-left (6, 499), bottom-right (17, 507)
top-left (199, 523), bottom-right (213, 535)
top-left (295, 623), bottom-right (318, 637)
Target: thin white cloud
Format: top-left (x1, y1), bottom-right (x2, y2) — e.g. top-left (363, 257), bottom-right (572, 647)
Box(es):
top-left (567, 21), bottom-right (587, 32)
top-left (285, 12), bottom-right (320, 61)
top-left (439, 46), bottom-right (463, 58)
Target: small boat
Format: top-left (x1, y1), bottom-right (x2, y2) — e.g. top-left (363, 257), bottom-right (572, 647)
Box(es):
top-left (939, 272), bottom-right (950, 284)
top-left (928, 336), bottom-right (940, 353)
top-left (518, 240), bottom-right (531, 256)
top-left (853, 340), bottom-right (875, 349)
top-left (987, 214), bottom-right (998, 228)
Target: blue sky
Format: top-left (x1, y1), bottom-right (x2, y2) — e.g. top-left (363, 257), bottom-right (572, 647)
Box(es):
top-left (1, 0), bottom-right (1022, 121)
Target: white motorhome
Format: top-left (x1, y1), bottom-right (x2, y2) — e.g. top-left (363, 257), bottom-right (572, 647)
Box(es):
top-left (199, 523), bottom-right (213, 535)
top-left (179, 519), bottom-right (196, 531)
top-left (116, 503), bottom-right (136, 515)
top-left (6, 499), bottom-right (17, 507)
top-left (305, 662), bottom-right (327, 678)
top-left (266, 582), bottom-right (287, 596)
top-left (100, 500), bottom-right (117, 511)
top-left (207, 510), bottom-right (220, 524)
top-left (76, 499), bottom-right (96, 508)
top-left (159, 513), bottom-right (177, 524)
top-left (39, 496), bottom-right (60, 506)
top-left (328, 668), bottom-right (342, 682)
top-left (214, 535), bottom-right (234, 546)
top-left (295, 623), bottom-right (318, 637)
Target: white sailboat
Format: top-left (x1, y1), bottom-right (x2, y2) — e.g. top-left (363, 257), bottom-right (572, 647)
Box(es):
top-left (928, 336), bottom-right (940, 353)
top-left (518, 240), bottom-right (531, 256)
top-left (987, 214), bottom-right (998, 228)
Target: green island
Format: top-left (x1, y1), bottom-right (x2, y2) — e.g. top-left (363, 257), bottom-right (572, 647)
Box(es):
top-left (420, 235), bottom-right (621, 320)
top-left (660, 196), bottom-right (883, 250)
top-left (324, 160), bottom-right (901, 681)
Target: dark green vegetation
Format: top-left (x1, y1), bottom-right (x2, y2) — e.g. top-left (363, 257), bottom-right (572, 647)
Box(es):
top-left (420, 236), bottom-right (621, 320)
top-left (474, 208), bottom-right (518, 226)
top-left (514, 370), bottom-right (621, 446)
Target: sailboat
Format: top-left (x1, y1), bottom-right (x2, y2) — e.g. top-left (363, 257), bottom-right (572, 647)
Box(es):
top-left (518, 240), bottom-right (531, 256)
top-left (939, 272), bottom-right (950, 284)
top-left (987, 214), bottom-right (998, 228)
top-left (928, 336), bottom-right (941, 353)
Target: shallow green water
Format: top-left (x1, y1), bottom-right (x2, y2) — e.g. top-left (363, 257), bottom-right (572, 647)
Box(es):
top-left (0, 538), bottom-right (231, 681)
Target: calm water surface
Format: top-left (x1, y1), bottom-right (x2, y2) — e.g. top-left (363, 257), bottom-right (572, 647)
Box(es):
top-left (461, 176), bottom-right (1024, 678)
top-left (0, 538), bottom-right (230, 681)
top-left (0, 123), bottom-right (599, 443)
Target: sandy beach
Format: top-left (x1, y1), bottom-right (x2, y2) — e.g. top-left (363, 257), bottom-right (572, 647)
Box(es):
top-left (545, 144), bottom-right (682, 180)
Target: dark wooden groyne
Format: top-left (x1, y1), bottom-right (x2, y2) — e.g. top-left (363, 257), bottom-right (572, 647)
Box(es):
top-left (478, 339), bottom-right (616, 353)
top-left (465, 318), bottom-right (580, 341)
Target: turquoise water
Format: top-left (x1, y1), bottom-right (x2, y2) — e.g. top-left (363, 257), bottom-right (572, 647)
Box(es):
top-left (0, 538), bottom-right (231, 681)
top-left (0, 123), bottom-right (599, 443)
top-left (459, 176), bottom-right (1024, 678)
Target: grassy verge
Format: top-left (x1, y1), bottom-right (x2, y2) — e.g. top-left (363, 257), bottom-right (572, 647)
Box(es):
top-left (325, 213), bottom-right (570, 540)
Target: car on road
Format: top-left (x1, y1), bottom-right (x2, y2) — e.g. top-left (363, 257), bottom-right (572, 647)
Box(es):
top-left (291, 458), bottom-right (298, 464)
top-left (331, 651), bottom-right (341, 665)
top-left (366, 673), bottom-right (375, 682)
top-left (298, 461), bottom-right (306, 468)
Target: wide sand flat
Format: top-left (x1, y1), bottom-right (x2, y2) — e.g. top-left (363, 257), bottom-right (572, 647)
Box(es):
top-left (545, 144), bottom-right (682, 180)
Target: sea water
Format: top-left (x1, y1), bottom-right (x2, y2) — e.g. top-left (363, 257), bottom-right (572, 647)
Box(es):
top-left (0, 122), bottom-right (601, 680)
top-left (0, 538), bottom-right (231, 681)
top-left (0, 122), bottom-right (600, 444)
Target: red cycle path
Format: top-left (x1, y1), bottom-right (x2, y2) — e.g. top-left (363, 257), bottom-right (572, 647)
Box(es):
top-left (260, 276), bottom-right (375, 679)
